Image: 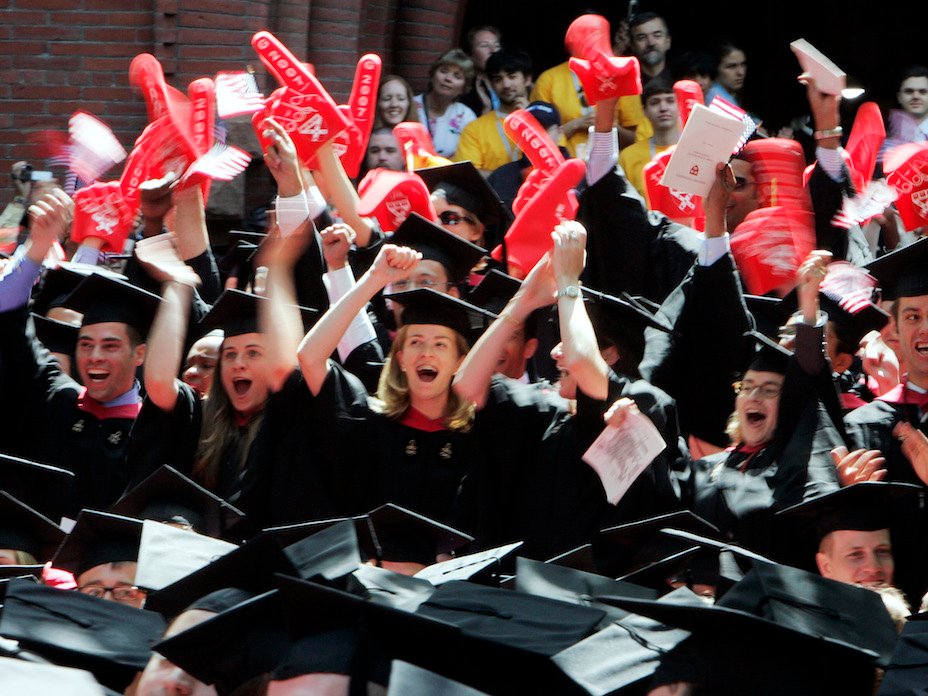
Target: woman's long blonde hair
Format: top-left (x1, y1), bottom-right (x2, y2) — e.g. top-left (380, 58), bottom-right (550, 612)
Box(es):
top-left (370, 324), bottom-right (475, 432)
top-left (192, 350), bottom-right (265, 490)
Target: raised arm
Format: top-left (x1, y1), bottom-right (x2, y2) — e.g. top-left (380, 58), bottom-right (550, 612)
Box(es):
top-left (553, 220), bottom-right (610, 401)
top-left (313, 140), bottom-right (374, 248)
top-left (453, 254), bottom-right (557, 408)
top-left (136, 235), bottom-right (201, 411)
top-left (297, 244), bottom-right (420, 396)
top-left (259, 219), bottom-right (316, 392)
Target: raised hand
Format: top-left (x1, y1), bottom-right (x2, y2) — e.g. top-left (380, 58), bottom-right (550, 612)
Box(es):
top-left (320, 223), bottom-right (356, 272)
top-left (262, 117), bottom-right (303, 197)
top-left (551, 220), bottom-right (587, 288)
top-left (135, 232), bottom-right (201, 287)
top-left (894, 422), bottom-right (928, 486)
top-left (369, 244), bottom-right (421, 288)
top-left (831, 446), bottom-right (887, 486)
top-left (27, 188), bottom-right (73, 263)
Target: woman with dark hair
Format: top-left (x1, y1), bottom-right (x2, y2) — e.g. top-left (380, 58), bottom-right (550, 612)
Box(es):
top-left (414, 49), bottom-right (477, 158)
top-left (705, 41), bottom-right (748, 107)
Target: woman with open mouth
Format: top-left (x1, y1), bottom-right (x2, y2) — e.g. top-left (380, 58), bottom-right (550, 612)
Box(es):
top-left (297, 243), bottom-right (493, 568)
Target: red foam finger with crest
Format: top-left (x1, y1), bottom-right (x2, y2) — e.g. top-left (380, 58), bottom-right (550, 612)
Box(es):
top-left (357, 169), bottom-right (436, 233)
top-left (730, 207), bottom-right (815, 296)
top-left (119, 117), bottom-right (198, 206)
top-left (342, 54), bottom-right (382, 177)
top-left (491, 158), bottom-right (586, 275)
top-left (673, 80), bottom-right (705, 129)
top-left (71, 181), bottom-right (137, 253)
top-left (504, 109), bottom-right (564, 175)
top-left (394, 122), bottom-right (438, 158)
top-left (643, 148), bottom-right (705, 229)
top-left (885, 143), bottom-right (928, 229)
top-left (251, 31), bottom-right (349, 163)
top-left (564, 14), bottom-right (612, 60)
top-left (568, 54), bottom-right (641, 105)
top-left (304, 105), bottom-right (362, 175)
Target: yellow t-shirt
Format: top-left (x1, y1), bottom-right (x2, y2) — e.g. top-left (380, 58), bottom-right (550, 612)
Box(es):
top-left (619, 139), bottom-right (672, 197)
top-left (453, 110), bottom-right (520, 173)
top-left (530, 61), bottom-right (652, 157)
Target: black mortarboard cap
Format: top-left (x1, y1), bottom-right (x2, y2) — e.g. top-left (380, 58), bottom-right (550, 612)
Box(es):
top-left (581, 287), bottom-right (672, 373)
top-left (612, 562), bottom-right (899, 666)
top-left (0, 452), bottom-right (76, 522)
top-left (0, 563), bottom-right (45, 581)
top-left (416, 161), bottom-right (513, 228)
top-left (199, 288), bottom-right (318, 338)
top-left (64, 273), bottom-right (161, 339)
top-left (0, 490), bottom-right (66, 562)
top-left (546, 543), bottom-right (599, 574)
top-left (594, 510), bottom-right (721, 577)
top-left (143, 534), bottom-right (298, 619)
top-left (866, 237), bottom-right (928, 301)
top-left (264, 515), bottom-right (379, 565)
top-left (280, 518), bottom-right (362, 581)
top-left (133, 520), bottom-right (238, 592)
top-left (615, 547), bottom-right (704, 592)
top-left (777, 481), bottom-right (924, 541)
top-left (390, 213), bottom-right (487, 284)
top-left (30, 263), bottom-right (125, 317)
top-left (414, 541), bottom-right (523, 587)
top-left (154, 590), bottom-right (288, 696)
top-left (108, 465), bottom-right (247, 538)
top-left (465, 268), bottom-right (522, 315)
top-left (367, 503), bottom-right (474, 566)
top-left (745, 329), bottom-right (791, 374)
top-left (515, 556), bottom-right (656, 625)
top-left (0, 577), bottom-right (166, 691)
top-left (51, 509), bottom-right (143, 577)
top-left (271, 574), bottom-right (365, 680)
top-left (819, 292), bottom-right (890, 348)
top-left (32, 313), bottom-right (78, 355)
top-left (386, 287), bottom-right (497, 343)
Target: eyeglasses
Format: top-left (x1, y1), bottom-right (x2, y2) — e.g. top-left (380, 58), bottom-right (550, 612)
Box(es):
top-left (733, 381), bottom-right (782, 399)
top-left (388, 278), bottom-right (454, 292)
top-left (439, 210), bottom-right (479, 227)
top-left (78, 584), bottom-right (147, 603)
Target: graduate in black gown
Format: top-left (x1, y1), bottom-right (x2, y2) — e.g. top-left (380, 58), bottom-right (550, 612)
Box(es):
top-left (297, 242), bottom-right (493, 565)
top-left (676, 251), bottom-right (844, 562)
top-left (453, 221), bottom-right (683, 560)
top-left (0, 189), bottom-right (161, 516)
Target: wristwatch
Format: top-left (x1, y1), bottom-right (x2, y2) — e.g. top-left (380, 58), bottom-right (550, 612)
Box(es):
top-left (557, 285), bottom-right (581, 299)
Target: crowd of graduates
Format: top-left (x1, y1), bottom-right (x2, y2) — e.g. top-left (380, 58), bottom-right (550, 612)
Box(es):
top-left (5, 9), bottom-right (928, 696)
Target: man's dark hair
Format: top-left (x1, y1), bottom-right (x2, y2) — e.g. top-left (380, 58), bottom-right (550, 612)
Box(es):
top-left (629, 11), bottom-right (667, 33)
top-left (486, 49), bottom-right (532, 79)
top-left (642, 77), bottom-right (675, 102)
top-left (899, 65), bottom-right (928, 89)
top-left (675, 49), bottom-right (716, 81)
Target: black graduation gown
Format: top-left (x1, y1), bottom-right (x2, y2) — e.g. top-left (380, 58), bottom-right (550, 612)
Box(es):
top-left (807, 159), bottom-right (875, 266)
top-left (0, 307), bottom-right (132, 517)
top-left (465, 370), bottom-right (683, 561)
top-left (577, 168), bottom-right (701, 304)
top-left (308, 361), bottom-right (478, 534)
top-left (675, 322), bottom-right (842, 564)
top-left (639, 252), bottom-right (752, 447)
top-left (845, 394), bottom-right (927, 486)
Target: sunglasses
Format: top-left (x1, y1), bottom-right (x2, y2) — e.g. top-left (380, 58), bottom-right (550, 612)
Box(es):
top-left (439, 210), bottom-right (479, 226)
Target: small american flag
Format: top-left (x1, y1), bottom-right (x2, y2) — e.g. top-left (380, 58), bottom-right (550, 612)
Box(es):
top-left (709, 96), bottom-right (757, 155)
top-left (832, 180), bottom-right (898, 229)
top-left (182, 142), bottom-right (251, 182)
top-left (68, 112), bottom-right (128, 184)
top-left (215, 70), bottom-right (265, 119)
top-left (820, 261), bottom-right (878, 314)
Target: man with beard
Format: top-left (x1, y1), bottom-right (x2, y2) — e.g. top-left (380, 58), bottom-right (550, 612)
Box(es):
top-left (628, 12), bottom-right (673, 83)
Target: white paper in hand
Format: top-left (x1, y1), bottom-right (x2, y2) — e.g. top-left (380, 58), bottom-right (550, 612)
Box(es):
top-left (660, 103), bottom-right (744, 198)
top-left (135, 520), bottom-right (237, 591)
top-left (582, 410), bottom-right (666, 505)
top-left (790, 39), bottom-right (846, 95)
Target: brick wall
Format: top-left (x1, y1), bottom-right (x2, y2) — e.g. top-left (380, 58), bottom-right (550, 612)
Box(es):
top-left (0, 0), bottom-right (467, 223)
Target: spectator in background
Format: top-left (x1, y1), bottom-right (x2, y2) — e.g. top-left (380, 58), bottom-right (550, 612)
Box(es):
top-left (460, 25), bottom-right (503, 116)
top-left (374, 75), bottom-right (419, 130)
top-left (362, 127), bottom-right (405, 175)
top-left (675, 49), bottom-right (716, 95)
top-left (628, 11), bottom-right (673, 83)
top-left (620, 78), bottom-right (680, 197)
top-left (881, 65), bottom-right (928, 159)
top-left (705, 41), bottom-right (748, 107)
top-left (414, 49), bottom-right (477, 159)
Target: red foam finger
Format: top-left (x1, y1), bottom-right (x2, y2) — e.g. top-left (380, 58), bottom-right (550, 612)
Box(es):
top-left (187, 78), bottom-right (216, 157)
top-left (674, 80), bottom-right (705, 130)
top-left (357, 169), bottom-right (436, 233)
top-left (492, 158), bottom-right (586, 275)
top-left (71, 181), bottom-right (136, 253)
top-left (568, 54), bottom-right (642, 105)
top-left (643, 148), bottom-right (705, 229)
top-left (564, 13), bottom-right (612, 60)
top-left (504, 109), bottom-right (564, 175)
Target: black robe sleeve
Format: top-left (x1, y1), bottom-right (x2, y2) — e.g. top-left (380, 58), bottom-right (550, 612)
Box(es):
top-left (807, 161), bottom-right (875, 266)
top-left (639, 253), bottom-right (752, 447)
top-left (577, 170), bottom-right (701, 303)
